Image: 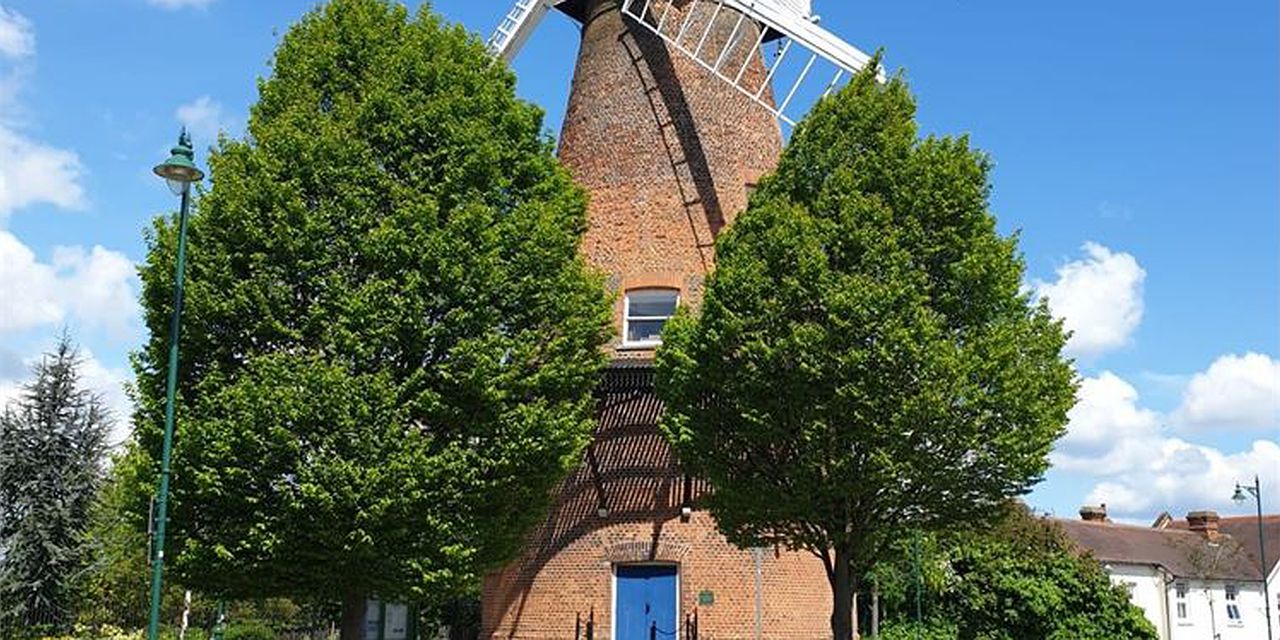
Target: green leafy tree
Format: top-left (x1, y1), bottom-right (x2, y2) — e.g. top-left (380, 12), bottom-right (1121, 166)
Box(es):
top-left (76, 447), bottom-right (192, 633)
top-left (655, 60), bottom-right (1077, 640)
top-left (875, 505), bottom-right (1157, 640)
top-left (0, 335), bottom-right (111, 636)
top-left (126, 0), bottom-right (611, 636)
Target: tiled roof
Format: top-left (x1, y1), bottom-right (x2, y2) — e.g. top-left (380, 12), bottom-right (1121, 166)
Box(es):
top-left (1056, 518), bottom-right (1264, 582)
top-left (1166, 515), bottom-right (1280, 577)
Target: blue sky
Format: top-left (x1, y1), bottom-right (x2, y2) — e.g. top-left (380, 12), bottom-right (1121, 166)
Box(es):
top-left (0, 0), bottom-right (1275, 523)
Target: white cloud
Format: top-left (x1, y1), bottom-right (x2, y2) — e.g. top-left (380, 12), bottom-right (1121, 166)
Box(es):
top-left (52, 244), bottom-right (140, 336)
top-left (0, 125), bottom-right (86, 217)
top-left (0, 8), bottom-right (131, 447)
top-left (0, 6), bottom-right (34, 60)
top-left (0, 7), bottom-right (86, 220)
top-left (1172, 352), bottom-right (1280, 430)
top-left (146, 0), bottom-right (216, 9)
top-left (77, 348), bottom-right (133, 446)
top-left (1051, 363), bottom-right (1280, 520)
top-left (1032, 242), bottom-right (1145, 359)
top-left (1052, 371), bottom-right (1163, 475)
top-left (1082, 481), bottom-right (1148, 515)
top-left (1084, 439), bottom-right (1280, 518)
top-left (175, 95), bottom-right (234, 144)
top-left (0, 230), bottom-right (140, 336)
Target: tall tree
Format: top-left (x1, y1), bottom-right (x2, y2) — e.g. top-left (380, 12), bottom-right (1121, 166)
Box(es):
top-left (0, 335), bottom-right (112, 635)
top-left (76, 447), bottom-right (177, 633)
top-left (126, 1), bottom-right (611, 636)
top-left (655, 60), bottom-right (1077, 640)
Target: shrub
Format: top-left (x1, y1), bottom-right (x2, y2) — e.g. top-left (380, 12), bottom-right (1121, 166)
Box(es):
top-left (223, 622), bottom-right (277, 640)
top-left (878, 620), bottom-right (958, 640)
top-left (36, 623), bottom-right (144, 640)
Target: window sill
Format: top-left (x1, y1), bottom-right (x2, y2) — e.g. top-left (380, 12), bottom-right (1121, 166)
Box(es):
top-left (618, 342), bottom-right (661, 351)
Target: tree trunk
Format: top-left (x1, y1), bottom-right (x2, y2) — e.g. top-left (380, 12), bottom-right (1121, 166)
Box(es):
top-left (870, 579), bottom-right (879, 638)
top-left (340, 591), bottom-right (366, 640)
top-left (830, 545), bottom-right (855, 640)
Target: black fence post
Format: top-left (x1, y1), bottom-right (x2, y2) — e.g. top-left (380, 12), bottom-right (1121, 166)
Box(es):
top-left (650, 620), bottom-right (657, 640)
top-left (575, 612), bottom-right (582, 640)
top-left (587, 608), bottom-right (594, 640)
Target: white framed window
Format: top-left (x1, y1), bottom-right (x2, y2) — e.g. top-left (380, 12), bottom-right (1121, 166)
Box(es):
top-left (622, 288), bottom-right (679, 348)
top-left (1175, 583), bottom-right (1188, 620)
top-left (1225, 584), bottom-right (1241, 622)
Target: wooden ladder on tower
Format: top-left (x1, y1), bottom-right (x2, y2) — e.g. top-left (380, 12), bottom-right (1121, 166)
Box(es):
top-left (619, 26), bottom-right (721, 272)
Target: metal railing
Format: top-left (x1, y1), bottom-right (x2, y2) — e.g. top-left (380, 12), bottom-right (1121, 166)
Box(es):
top-left (574, 610), bottom-right (596, 640)
top-left (571, 609), bottom-right (700, 640)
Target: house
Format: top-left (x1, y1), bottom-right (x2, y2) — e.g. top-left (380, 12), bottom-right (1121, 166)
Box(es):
top-left (1160, 512), bottom-right (1280, 640)
top-left (1058, 505), bottom-right (1278, 640)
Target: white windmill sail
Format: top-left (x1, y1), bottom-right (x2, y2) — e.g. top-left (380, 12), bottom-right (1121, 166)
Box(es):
top-left (489, 0), bottom-right (878, 125)
top-left (488, 0), bottom-right (554, 63)
top-left (772, 0), bottom-right (813, 19)
top-left (620, 0), bottom-right (880, 125)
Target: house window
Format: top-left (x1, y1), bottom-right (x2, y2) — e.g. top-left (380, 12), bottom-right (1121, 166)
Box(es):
top-left (623, 288), bottom-right (678, 347)
top-left (1175, 583), bottom-right (1188, 620)
top-left (1225, 584), bottom-right (1241, 621)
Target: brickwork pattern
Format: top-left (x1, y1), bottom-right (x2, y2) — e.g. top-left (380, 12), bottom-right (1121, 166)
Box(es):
top-left (556, 0), bottom-right (783, 358)
top-left (481, 0), bottom-right (830, 637)
top-left (482, 368), bottom-right (832, 639)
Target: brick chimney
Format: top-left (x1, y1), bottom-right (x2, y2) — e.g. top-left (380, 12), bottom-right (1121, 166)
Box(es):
top-left (1080, 504), bottom-right (1109, 523)
top-left (1186, 510), bottom-right (1221, 537)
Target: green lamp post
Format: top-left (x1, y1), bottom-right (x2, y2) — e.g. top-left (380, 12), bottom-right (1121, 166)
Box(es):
top-left (1233, 476), bottom-right (1272, 640)
top-left (146, 129), bottom-right (205, 640)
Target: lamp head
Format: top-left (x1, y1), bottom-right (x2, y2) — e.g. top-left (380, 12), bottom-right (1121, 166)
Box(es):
top-left (154, 129), bottom-right (204, 194)
top-left (1232, 484), bottom-right (1247, 504)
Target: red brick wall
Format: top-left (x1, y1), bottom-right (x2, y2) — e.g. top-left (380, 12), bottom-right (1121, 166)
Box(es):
top-left (556, 0), bottom-right (783, 359)
top-left (481, 368), bottom-right (832, 639)
top-left (481, 1), bottom-right (832, 637)
top-left (482, 512), bottom-right (833, 640)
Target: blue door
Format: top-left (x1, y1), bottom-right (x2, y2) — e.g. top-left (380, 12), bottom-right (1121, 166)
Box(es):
top-left (615, 564), bottom-right (678, 640)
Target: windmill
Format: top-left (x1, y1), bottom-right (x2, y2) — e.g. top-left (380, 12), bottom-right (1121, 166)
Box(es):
top-left (480, 1), bottom-right (876, 637)
top-left (490, 0), bottom-right (879, 125)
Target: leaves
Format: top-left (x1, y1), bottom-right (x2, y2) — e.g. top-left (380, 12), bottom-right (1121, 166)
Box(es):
top-left (655, 56), bottom-right (1077, 595)
top-left (877, 505), bottom-right (1158, 640)
top-left (0, 335), bottom-right (111, 634)
top-left (124, 0), bottom-right (610, 607)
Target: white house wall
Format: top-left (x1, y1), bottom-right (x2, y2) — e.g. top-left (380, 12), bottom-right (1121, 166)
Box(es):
top-left (1103, 564), bottom-right (1271, 640)
top-left (1166, 579), bottom-right (1266, 640)
top-left (1269, 562), bottom-right (1280, 639)
top-left (1106, 565), bottom-right (1169, 639)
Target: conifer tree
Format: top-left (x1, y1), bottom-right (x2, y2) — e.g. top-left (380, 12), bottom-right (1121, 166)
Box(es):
top-left (0, 335), bottom-right (111, 635)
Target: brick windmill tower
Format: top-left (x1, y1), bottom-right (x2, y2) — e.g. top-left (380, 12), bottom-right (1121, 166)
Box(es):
top-left (482, 1), bottom-right (875, 638)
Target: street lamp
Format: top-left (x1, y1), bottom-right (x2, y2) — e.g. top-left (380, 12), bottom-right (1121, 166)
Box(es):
top-left (1233, 475), bottom-right (1272, 640)
top-left (146, 129), bottom-right (204, 640)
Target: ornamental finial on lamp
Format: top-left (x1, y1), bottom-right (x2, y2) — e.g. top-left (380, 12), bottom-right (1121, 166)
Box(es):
top-left (153, 128), bottom-right (205, 194)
